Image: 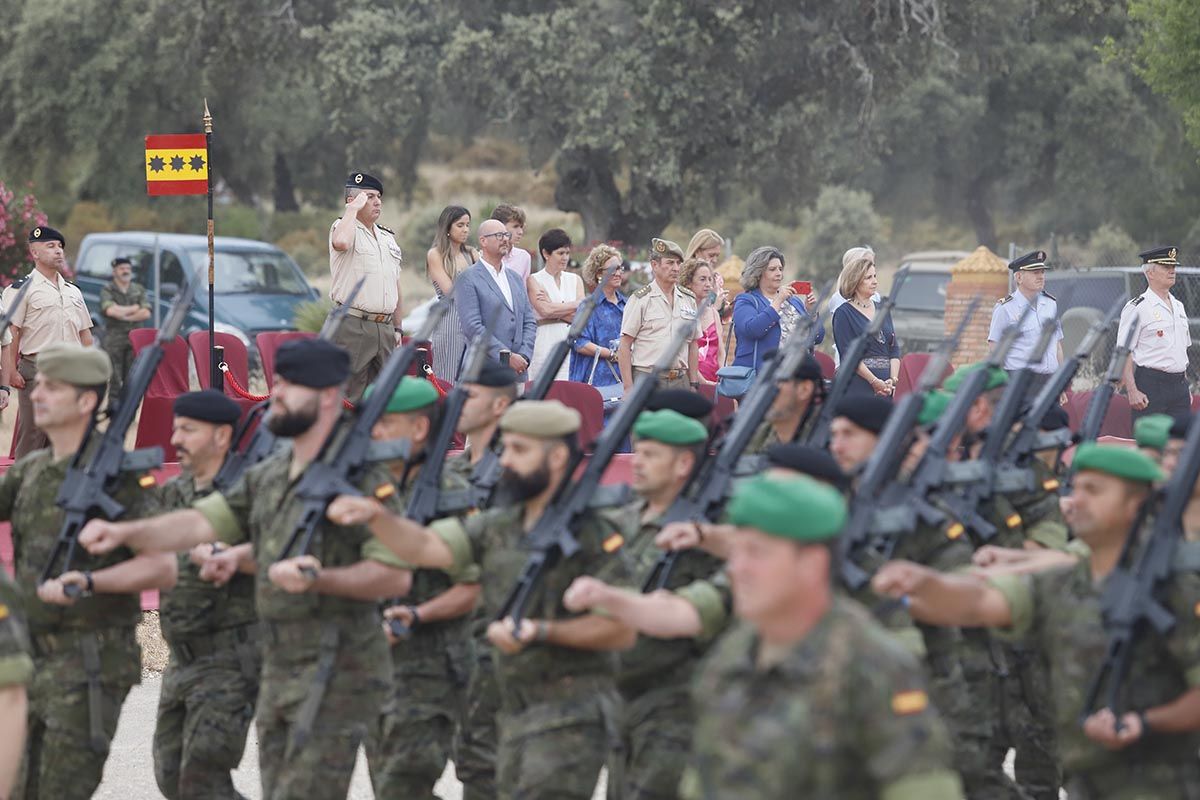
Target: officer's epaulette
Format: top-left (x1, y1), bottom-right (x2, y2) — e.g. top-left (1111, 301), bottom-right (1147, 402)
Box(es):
top-left (1130, 295), bottom-right (1145, 306)
top-left (996, 294), bottom-right (1012, 305)
top-left (8, 276), bottom-right (27, 290)
top-left (633, 283), bottom-right (653, 299)
top-left (378, 224), bottom-right (395, 235)
top-left (1042, 291), bottom-right (1056, 301)
top-left (678, 286), bottom-right (696, 299)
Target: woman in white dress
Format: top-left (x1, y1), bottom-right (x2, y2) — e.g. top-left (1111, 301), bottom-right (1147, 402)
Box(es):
top-left (526, 228), bottom-right (583, 384)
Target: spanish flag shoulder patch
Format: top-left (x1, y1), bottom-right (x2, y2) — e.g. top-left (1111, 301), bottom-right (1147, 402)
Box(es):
top-left (891, 689), bottom-right (929, 716)
top-left (1006, 513), bottom-right (1022, 529)
top-left (0, 603), bottom-right (8, 620)
top-left (602, 533), bottom-right (624, 553)
top-left (945, 523), bottom-right (965, 541)
top-left (374, 483), bottom-right (396, 500)
top-left (138, 474), bottom-right (157, 488)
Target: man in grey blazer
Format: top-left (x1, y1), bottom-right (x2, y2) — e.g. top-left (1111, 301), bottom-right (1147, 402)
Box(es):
top-left (456, 218), bottom-right (537, 376)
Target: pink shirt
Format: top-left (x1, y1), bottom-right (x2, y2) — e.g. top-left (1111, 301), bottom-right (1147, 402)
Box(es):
top-left (503, 247), bottom-right (532, 283)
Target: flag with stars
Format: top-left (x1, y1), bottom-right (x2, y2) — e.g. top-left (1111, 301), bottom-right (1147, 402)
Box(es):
top-left (144, 133), bottom-right (208, 196)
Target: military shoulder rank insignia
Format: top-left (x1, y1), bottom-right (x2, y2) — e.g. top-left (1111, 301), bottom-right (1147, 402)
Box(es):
top-left (997, 294), bottom-right (1012, 305)
top-left (891, 689), bottom-right (929, 715)
top-left (633, 284), bottom-right (653, 299)
top-left (602, 532), bottom-right (625, 553)
top-left (1131, 296), bottom-right (1145, 306)
top-left (1042, 291), bottom-right (1056, 301)
top-left (378, 224), bottom-right (395, 235)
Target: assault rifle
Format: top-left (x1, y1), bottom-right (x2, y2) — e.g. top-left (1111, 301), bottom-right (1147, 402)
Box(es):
top-left (497, 293), bottom-right (715, 627)
top-left (1080, 378), bottom-right (1200, 725)
top-left (0, 279), bottom-right (32, 340)
top-left (40, 269), bottom-right (201, 591)
top-left (641, 283), bottom-right (834, 591)
top-left (807, 267), bottom-right (909, 450)
top-left (273, 297), bottom-right (451, 566)
top-left (1078, 324), bottom-right (1137, 447)
top-left (214, 277), bottom-right (367, 492)
top-left (838, 298), bottom-right (980, 591)
top-left (470, 262), bottom-right (623, 506)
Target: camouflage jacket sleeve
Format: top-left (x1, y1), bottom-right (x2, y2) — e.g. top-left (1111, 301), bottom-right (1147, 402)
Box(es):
top-left (99, 284), bottom-right (116, 313)
top-left (1008, 464), bottom-right (1069, 550)
top-left (194, 475), bottom-right (253, 546)
top-left (0, 457), bottom-right (26, 522)
top-left (1166, 569), bottom-right (1200, 689)
top-left (675, 569), bottom-right (732, 642)
top-left (0, 576), bottom-right (33, 688)
top-left (134, 283), bottom-right (151, 310)
top-left (359, 464), bottom-right (410, 569)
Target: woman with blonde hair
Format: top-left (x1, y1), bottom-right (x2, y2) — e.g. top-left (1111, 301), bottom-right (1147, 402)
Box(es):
top-left (569, 244), bottom-right (626, 389)
top-left (685, 228), bottom-right (725, 265)
top-left (679, 258), bottom-right (724, 382)
top-left (831, 254), bottom-right (900, 398)
top-left (425, 205), bottom-right (478, 382)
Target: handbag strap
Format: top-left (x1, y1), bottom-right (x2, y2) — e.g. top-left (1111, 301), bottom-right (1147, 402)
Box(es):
top-left (724, 293), bottom-right (764, 368)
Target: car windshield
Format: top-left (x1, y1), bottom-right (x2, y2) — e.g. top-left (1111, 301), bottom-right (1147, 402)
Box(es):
top-left (891, 271), bottom-right (950, 312)
top-left (186, 248), bottom-right (310, 295)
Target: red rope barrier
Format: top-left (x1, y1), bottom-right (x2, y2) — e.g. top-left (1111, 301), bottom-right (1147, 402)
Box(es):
top-left (218, 363), bottom-right (355, 409)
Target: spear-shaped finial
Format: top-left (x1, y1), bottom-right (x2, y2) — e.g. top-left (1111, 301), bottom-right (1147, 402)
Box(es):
top-left (203, 98), bottom-right (213, 134)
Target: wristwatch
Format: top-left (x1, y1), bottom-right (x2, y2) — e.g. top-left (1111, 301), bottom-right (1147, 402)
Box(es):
top-left (406, 605), bottom-right (421, 631)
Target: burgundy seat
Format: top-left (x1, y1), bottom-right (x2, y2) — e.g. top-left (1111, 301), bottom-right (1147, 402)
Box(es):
top-left (696, 383), bottom-right (736, 428)
top-left (813, 351), bottom-right (836, 380)
top-left (533, 381), bottom-right (605, 450)
top-left (256, 331), bottom-right (314, 388)
top-left (129, 328), bottom-right (192, 461)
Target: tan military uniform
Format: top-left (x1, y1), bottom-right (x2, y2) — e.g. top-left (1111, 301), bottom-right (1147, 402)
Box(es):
top-left (326, 217), bottom-right (403, 399)
top-left (3, 270), bottom-right (92, 457)
top-left (621, 281), bottom-right (696, 389)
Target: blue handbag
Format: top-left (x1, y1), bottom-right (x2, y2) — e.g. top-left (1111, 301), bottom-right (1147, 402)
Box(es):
top-left (716, 337), bottom-right (757, 399)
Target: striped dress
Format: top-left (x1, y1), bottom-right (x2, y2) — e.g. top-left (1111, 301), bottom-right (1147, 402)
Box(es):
top-left (429, 248), bottom-right (476, 383)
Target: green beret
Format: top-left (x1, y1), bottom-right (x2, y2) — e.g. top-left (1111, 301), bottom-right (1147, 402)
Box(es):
top-left (1072, 443), bottom-right (1163, 484)
top-left (918, 391), bottom-right (952, 427)
top-left (727, 474), bottom-right (846, 543)
top-left (500, 400), bottom-right (580, 438)
top-left (1133, 414), bottom-right (1173, 451)
top-left (943, 363), bottom-right (1007, 393)
top-left (633, 409), bottom-right (708, 446)
top-left (37, 344), bottom-right (111, 386)
top-left (365, 376), bottom-right (439, 414)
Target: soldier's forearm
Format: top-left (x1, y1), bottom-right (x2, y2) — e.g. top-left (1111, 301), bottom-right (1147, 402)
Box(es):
top-left (315, 560), bottom-right (411, 601)
top-left (592, 587), bottom-right (703, 639)
top-left (1144, 687), bottom-right (1200, 735)
top-left (412, 581), bottom-right (481, 624)
top-left (0, 684), bottom-right (27, 797)
top-left (366, 510), bottom-right (456, 571)
top-left (126, 509), bottom-right (218, 553)
top-left (94, 552), bottom-right (177, 593)
top-left (545, 614), bottom-right (636, 652)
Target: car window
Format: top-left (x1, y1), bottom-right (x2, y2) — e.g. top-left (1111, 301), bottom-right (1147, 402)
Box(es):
top-left (891, 272), bottom-right (950, 312)
top-left (185, 248), bottom-right (309, 295)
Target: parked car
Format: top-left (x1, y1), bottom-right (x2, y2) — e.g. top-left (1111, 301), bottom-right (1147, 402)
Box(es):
top-left (74, 232), bottom-right (320, 363)
top-left (888, 250), bottom-right (971, 353)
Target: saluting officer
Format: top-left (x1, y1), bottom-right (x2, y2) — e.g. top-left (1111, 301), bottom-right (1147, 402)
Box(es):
top-left (988, 250), bottom-right (1063, 390)
top-left (1120, 246), bottom-right (1191, 421)
top-left (328, 171), bottom-right (405, 401)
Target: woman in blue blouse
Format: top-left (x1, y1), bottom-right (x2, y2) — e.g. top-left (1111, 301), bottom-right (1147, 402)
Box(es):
top-left (731, 246), bottom-right (824, 369)
top-left (569, 244), bottom-right (626, 386)
top-left (831, 254), bottom-right (901, 398)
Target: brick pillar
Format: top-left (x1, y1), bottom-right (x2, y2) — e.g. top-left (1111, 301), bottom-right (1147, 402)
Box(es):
top-left (944, 246), bottom-right (1009, 366)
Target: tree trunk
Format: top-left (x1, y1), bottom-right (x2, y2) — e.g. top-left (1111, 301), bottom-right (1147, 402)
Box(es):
top-left (554, 147), bottom-right (676, 252)
top-left (965, 175), bottom-right (996, 250)
top-left (273, 152), bottom-right (300, 213)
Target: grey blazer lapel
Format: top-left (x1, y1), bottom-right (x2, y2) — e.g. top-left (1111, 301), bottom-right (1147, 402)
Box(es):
top-left (475, 261), bottom-right (512, 309)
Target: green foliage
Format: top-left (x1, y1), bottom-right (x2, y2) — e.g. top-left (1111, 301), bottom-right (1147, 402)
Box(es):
top-left (799, 186), bottom-right (884, 284)
top-left (293, 298), bottom-right (333, 333)
top-left (1128, 0), bottom-right (1200, 152)
top-left (275, 229), bottom-right (326, 277)
top-left (1085, 224), bottom-right (1139, 265)
top-left (215, 204), bottom-right (265, 240)
top-left (63, 201), bottom-right (116, 257)
top-left (733, 220), bottom-right (795, 260)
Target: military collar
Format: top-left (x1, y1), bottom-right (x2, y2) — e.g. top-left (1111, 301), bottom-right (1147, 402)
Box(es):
top-left (30, 267), bottom-right (67, 290)
top-left (724, 598), bottom-right (848, 678)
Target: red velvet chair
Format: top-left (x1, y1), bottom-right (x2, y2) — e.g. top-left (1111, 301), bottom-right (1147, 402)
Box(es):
top-left (256, 331), bottom-right (314, 388)
top-left (130, 328), bottom-right (192, 461)
top-left (1063, 390), bottom-right (1133, 439)
top-left (813, 351), bottom-right (836, 380)
top-left (696, 383), bottom-right (737, 428)
top-left (893, 353), bottom-right (952, 400)
top-left (534, 381), bottom-right (605, 450)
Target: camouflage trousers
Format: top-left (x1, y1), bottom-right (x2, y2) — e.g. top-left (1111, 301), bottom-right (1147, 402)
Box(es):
top-left (496, 681), bottom-right (617, 800)
top-left (606, 684), bottom-right (692, 800)
top-left (990, 646), bottom-right (1061, 800)
top-left (17, 628), bottom-right (139, 800)
top-left (366, 636), bottom-right (470, 798)
top-left (153, 637), bottom-right (260, 799)
top-left (454, 643), bottom-right (499, 800)
top-left (1064, 759), bottom-right (1200, 800)
top-left (103, 335), bottom-right (135, 402)
top-left (256, 619), bottom-right (389, 800)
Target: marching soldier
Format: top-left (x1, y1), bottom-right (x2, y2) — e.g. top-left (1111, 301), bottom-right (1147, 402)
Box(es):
top-left (618, 238), bottom-right (699, 392)
top-left (0, 344), bottom-right (172, 797)
top-left (1, 226), bottom-right (94, 458)
top-left (875, 444), bottom-right (1200, 799)
top-left (745, 353), bottom-right (826, 452)
top-left (1120, 246), bottom-right (1191, 421)
top-left (989, 250), bottom-right (1063, 389)
top-left (78, 338), bottom-right (413, 796)
top-left (445, 360), bottom-right (519, 483)
top-left (328, 171), bottom-right (405, 401)
top-left (362, 377), bottom-right (480, 797)
top-left (99, 257), bottom-right (151, 401)
top-left (326, 400), bottom-right (636, 799)
top-left (152, 390), bottom-right (259, 800)
top-left (827, 395), bottom-right (892, 474)
top-left (0, 570), bottom-right (32, 797)
top-left (681, 474), bottom-right (963, 799)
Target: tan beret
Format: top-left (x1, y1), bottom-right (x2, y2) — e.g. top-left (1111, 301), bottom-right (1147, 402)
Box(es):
top-left (651, 238), bottom-right (684, 261)
top-left (37, 344), bottom-right (112, 386)
top-left (500, 400), bottom-right (581, 438)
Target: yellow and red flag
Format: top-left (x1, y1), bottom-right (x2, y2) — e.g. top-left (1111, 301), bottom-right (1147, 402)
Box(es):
top-left (144, 133), bottom-right (208, 196)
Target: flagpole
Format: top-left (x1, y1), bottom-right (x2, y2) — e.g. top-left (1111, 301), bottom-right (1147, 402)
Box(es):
top-left (203, 99), bottom-right (219, 389)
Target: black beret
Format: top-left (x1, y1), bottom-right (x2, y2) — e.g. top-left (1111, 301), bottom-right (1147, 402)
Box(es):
top-left (1038, 404), bottom-right (1070, 432)
top-left (173, 389), bottom-right (241, 426)
top-left (832, 395), bottom-right (893, 435)
top-left (345, 171), bottom-right (383, 194)
top-left (764, 350), bottom-right (823, 382)
top-left (647, 388), bottom-right (714, 420)
top-left (28, 226), bottom-right (65, 246)
top-left (274, 339), bottom-right (350, 388)
top-left (472, 360), bottom-right (519, 388)
top-left (1140, 245), bottom-right (1179, 266)
top-left (111, 256), bottom-right (133, 268)
top-left (765, 444), bottom-right (849, 491)
top-left (1008, 250), bottom-right (1047, 272)
top-left (1171, 412), bottom-right (1194, 439)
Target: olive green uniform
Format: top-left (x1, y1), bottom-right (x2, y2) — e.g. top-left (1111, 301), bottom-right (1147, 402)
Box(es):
top-left (0, 570), bottom-right (34, 691)
top-left (98, 281), bottom-right (150, 400)
top-left (153, 474), bottom-right (259, 800)
top-left (990, 549), bottom-right (1200, 799)
top-left (365, 462), bottom-right (477, 798)
top-left (0, 449), bottom-right (159, 800)
top-left (682, 598), bottom-right (963, 800)
top-left (596, 499), bottom-right (723, 800)
top-left (194, 452), bottom-right (407, 799)
top-left (428, 504), bottom-right (633, 799)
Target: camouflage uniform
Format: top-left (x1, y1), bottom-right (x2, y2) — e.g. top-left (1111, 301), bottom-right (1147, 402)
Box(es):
top-left (194, 452), bottom-right (407, 799)
top-left (0, 570), bottom-right (34, 692)
top-left (990, 549), bottom-right (1200, 799)
top-left (153, 474), bottom-right (260, 800)
top-left (428, 503), bottom-right (633, 800)
top-left (98, 281), bottom-right (150, 400)
top-left (681, 598), bottom-right (963, 799)
top-left (365, 462), bottom-right (477, 798)
top-left (0, 449), bottom-right (159, 799)
top-left (595, 499), bottom-right (723, 800)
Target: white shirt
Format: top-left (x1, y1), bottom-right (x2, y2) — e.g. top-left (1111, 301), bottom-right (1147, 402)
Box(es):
top-left (987, 291), bottom-right (1063, 374)
top-left (1117, 288), bottom-right (1190, 373)
top-left (482, 256), bottom-right (514, 309)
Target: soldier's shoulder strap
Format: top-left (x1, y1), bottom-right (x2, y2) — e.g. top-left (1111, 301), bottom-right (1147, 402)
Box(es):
top-left (1042, 290), bottom-right (1056, 302)
top-left (1130, 295), bottom-right (1145, 306)
top-left (633, 283), bottom-right (653, 299)
top-left (678, 286), bottom-right (696, 299)
top-left (996, 294), bottom-right (1013, 306)
top-left (378, 224), bottom-right (395, 235)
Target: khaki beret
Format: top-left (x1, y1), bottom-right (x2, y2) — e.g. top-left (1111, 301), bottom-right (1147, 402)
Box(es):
top-left (651, 238), bottom-right (684, 262)
top-left (37, 344), bottom-right (112, 386)
top-left (500, 400), bottom-right (581, 438)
